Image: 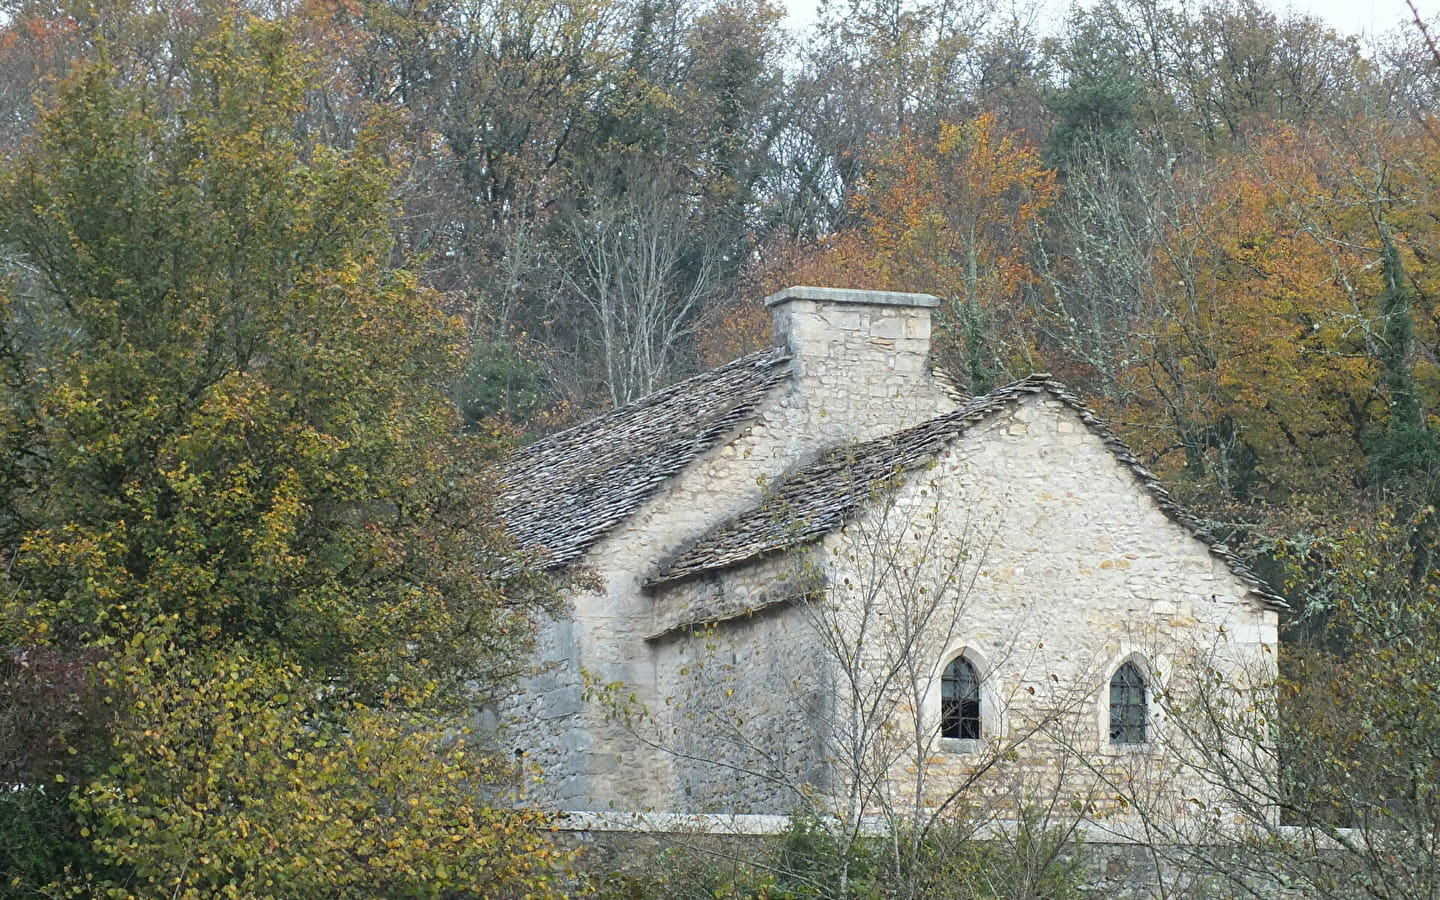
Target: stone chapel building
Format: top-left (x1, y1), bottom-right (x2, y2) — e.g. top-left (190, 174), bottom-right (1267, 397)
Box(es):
top-left (498, 286), bottom-right (1284, 822)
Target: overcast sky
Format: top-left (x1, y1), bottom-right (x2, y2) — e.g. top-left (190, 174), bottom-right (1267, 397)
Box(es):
top-left (1295, 0), bottom-right (1430, 34)
top-left (781, 0), bottom-right (1435, 41)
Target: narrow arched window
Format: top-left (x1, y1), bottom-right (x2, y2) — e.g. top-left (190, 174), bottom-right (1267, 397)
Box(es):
top-left (941, 656), bottom-right (981, 740)
top-left (1109, 661), bottom-right (1147, 744)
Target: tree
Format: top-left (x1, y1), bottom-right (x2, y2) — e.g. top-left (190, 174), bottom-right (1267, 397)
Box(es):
top-left (1041, 11), bottom-right (1141, 171)
top-left (0, 14), bottom-right (542, 701)
top-left (72, 637), bottom-right (566, 899)
top-left (0, 15), bottom-right (563, 894)
top-left (1073, 0), bottom-right (1368, 147)
top-left (555, 155), bottom-right (725, 406)
top-left (1099, 18), bottom-right (1440, 896)
top-left (1033, 112), bottom-right (1440, 524)
top-left (805, 0), bottom-right (999, 139)
top-left (763, 114), bottom-right (1055, 392)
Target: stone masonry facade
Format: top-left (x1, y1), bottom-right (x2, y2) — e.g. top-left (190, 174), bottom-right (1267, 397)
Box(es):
top-left (499, 286), bottom-right (1282, 823)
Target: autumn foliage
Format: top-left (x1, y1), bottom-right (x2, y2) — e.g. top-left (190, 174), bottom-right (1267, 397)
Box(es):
top-left (745, 114), bottom-right (1056, 390)
top-left (0, 15), bottom-right (568, 897)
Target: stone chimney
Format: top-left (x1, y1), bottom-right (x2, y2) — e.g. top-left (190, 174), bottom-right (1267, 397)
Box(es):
top-left (765, 285), bottom-right (957, 441)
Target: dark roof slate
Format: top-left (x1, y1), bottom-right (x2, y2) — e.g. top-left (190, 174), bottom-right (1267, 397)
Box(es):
top-left (499, 347), bottom-right (790, 569)
top-left (647, 375), bottom-right (1286, 610)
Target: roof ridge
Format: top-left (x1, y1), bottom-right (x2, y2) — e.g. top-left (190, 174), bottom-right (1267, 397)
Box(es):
top-left (511, 347), bottom-right (789, 465)
top-left (499, 347), bottom-right (792, 569)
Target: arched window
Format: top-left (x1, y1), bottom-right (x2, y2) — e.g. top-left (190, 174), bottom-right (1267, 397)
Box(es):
top-left (941, 656), bottom-right (981, 740)
top-left (1109, 661), bottom-right (1147, 744)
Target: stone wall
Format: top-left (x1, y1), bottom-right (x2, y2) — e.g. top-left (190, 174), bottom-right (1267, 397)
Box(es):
top-left (765, 286), bottom-right (957, 450)
top-left (502, 288), bottom-right (958, 812)
top-left (558, 818), bottom-right (1246, 900)
top-left (633, 392), bottom-right (1276, 821)
top-left (817, 393), bottom-right (1278, 822)
top-left (650, 555), bottom-right (834, 814)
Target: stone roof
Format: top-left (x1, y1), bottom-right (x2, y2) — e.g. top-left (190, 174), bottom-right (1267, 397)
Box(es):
top-left (498, 347), bottom-right (791, 569)
top-left (646, 375), bottom-right (1287, 609)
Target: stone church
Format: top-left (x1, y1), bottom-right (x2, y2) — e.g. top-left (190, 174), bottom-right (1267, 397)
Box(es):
top-left (499, 286), bottom-right (1283, 822)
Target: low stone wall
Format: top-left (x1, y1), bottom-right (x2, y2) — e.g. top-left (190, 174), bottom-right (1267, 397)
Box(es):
top-left (554, 812), bottom-right (1199, 899)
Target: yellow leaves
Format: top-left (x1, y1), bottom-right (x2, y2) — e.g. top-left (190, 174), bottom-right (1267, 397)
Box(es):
top-left (67, 646), bottom-right (575, 898)
top-left (0, 6), bottom-right (517, 681)
top-left (0, 12), bottom-right (570, 896)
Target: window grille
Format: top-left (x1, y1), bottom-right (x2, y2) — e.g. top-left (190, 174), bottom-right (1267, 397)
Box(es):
top-left (1109, 661), bottom-right (1147, 744)
top-left (941, 656), bottom-right (981, 740)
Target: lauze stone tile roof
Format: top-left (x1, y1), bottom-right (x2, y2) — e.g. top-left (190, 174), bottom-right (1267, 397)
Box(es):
top-left (499, 360), bottom-right (1285, 610)
top-left (643, 376), bottom-right (1286, 609)
top-left (498, 347), bottom-right (790, 569)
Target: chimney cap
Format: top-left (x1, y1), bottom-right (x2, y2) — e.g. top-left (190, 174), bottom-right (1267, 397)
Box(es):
top-left (763, 285), bottom-right (941, 309)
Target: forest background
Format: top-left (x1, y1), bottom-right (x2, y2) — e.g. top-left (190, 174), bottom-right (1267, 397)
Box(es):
top-left (0, 0), bottom-right (1439, 895)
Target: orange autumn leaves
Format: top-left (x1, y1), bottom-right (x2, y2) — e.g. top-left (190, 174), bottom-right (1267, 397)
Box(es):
top-left (715, 111), bottom-right (1440, 510)
top-left (1102, 122), bottom-right (1438, 506)
top-left (814, 114), bottom-right (1054, 299)
top-left (752, 113), bottom-right (1057, 386)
